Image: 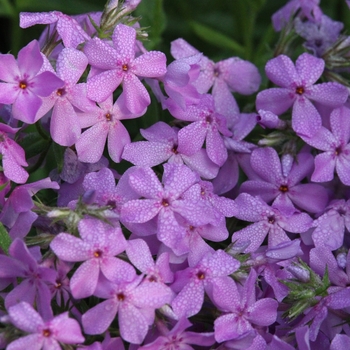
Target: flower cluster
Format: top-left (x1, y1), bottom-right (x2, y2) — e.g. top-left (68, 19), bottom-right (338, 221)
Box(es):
top-left (1, 0), bottom-right (350, 349)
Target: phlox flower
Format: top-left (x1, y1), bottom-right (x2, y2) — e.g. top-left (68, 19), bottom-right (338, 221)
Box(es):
top-left (120, 163), bottom-right (216, 254)
top-left (0, 177), bottom-right (59, 239)
top-left (20, 11), bottom-right (90, 48)
top-left (301, 106), bottom-right (350, 186)
top-left (139, 318), bottom-right (215, 349)
top-left (122, 121), bottom-right (219, 179)
top-left (240, 147), bottom-right (329, 215)
top-left (272, 0), bottom-right (322, 31)
top-left (256, 52), bottom-right (348, 137)
top-left (0, 40), bottom-right (63, 123)
top-left (167, 93), bottom-right (233, 166)
top-left (84, 23), bottom-right (167, 114)
top-left (50, 218), bottom-right (135, 299)
top-left (214, 269), bottom-right (278, 343)
top-left (7, 301), bottom-right (84, 350)
top-left (0, 238), bottom-right (57, 320)
top-left (171, 248), bottom-right (240, 319)
top-left (311, 199), bottom-right (350, 251)
top-left (76, 94), bottom-right (141, 163)
top-left (35, 47), bottom-right (95, 146)
top-left (231, 193), bottom-right (312, 253)
top-left (0, 123), bottom-right (28, 184)
top-left (82, 274), bottom-right (172, 344)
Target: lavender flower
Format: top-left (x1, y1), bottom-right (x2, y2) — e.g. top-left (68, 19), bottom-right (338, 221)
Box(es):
top-left (7, 301), bottom-right (84, 349)
top-left (0, 40), bottom-right (63, 123)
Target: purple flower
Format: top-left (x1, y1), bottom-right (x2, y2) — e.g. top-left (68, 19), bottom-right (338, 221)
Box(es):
top-left (0, 177), bottom-right (59, 239)
top-left (302, 106), bottom-right (350, 185)
top-left (272, 0), bottom-right (322, 32)
top-left (294, 15), bottom-right (343, 56)
top-left (170, 38), bottom-right (261, 95)
top-left (0, 40), bottom-right (63, 123)
top-left (256, 53), bottom-right (348, 137)
top-left (120, 164), bottom-right (216, 254)
top-left (7, 301), bottom-right (84, 349)
top-left (76, 94), bottom-right (139, 163)
top-left (214, 269), bottom-right (278, 343)
top-left (35, 47), bottom-right (94, 146)
top-left (85, 23), bottom-right (167, 113)
top-left (311, 199), bottom-right (350, 250)
top-left (232, 193), bottom-right (313, 253)
top-left (121, 121), bottom-right (219, 179)
top-left (139, 317), bottom-right (215, 349)
top-left (171, 249), bottom-right (240, 318)
top-left (50, 218), bottom-right (135, 299)
top-left (0, 239), bottom-right (57, 320)
top-left (20, 11), bottom-right (90, 48)
top-left (168, 94), bottom-right (232, 166)
top-left (82, 274), bottom-right (172, 344)
top-left (240, 147), bottom-right (328, 215)
top-left (0, 123), bottom-right (28, 184)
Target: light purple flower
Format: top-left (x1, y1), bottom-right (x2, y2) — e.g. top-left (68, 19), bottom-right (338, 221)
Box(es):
top-left (139, 317), bottom-right (215, 349)
top-left (168, 93), bottom-right (232, 166)
top-left (0, 123), bottom-right (28, 184)
top-left (171, 249), bottom-right (240, 318)
top-left (121, 163), bottom-right (216, 254)
top-left (35, 47), bottom-right (94, 146)
top-left (214, 269), bottom-right (278, 343)
top-left (7, 301), bottom-right (84, 350)
top-left (0, 177), bottom-right (59, 239)
top-left (76, 94), bottom-right (139, 163)
top-left (240, 147), bottom-right (329, 215)
top-left (85, 23), bottom-right (167, 113)
top-left (232, 193), bottom-right (312, 253)
top-left (256, 53), bottom-right (348, 137)
top-left (302, 106), bottom-right (350, 185)
top-left (272, 0), bottom-right (322, 32)
top-left (82, 274), bottom-right (172, 344)
top-left (0, 239), bottom-right (57, 320)
top-left (50, 218), bottom-right (135, 299)
top-left (20, 11), bottom-right (90, 48)
top-left (121, 121), bottom-right (219, 179)
top-left (0, 40), bottom-right (63, 123)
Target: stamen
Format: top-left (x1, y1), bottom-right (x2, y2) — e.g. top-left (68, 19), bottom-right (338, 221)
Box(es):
top-left (279, 184), bottom-right (288, 192)
top-left (19, 81), bottom-right (27, 89)
top-left (122, 64), bottom-right (128, 71)
top-left (295, 86), bottom-right (304, 95)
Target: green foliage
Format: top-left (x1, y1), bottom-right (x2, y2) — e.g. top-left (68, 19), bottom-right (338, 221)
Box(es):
top-left (0, 222), bottom-right (11, 255)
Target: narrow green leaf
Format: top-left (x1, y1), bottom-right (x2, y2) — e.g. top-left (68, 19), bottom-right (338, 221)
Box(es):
top-left (52, 142), bottom-right (65, 174)
top-left (190, 21), bottom-right (245, 55)
top-left (0, 223), bottom-right (11, 255)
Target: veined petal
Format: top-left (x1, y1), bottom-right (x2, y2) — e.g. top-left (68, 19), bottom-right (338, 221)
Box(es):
top-left (76, 122), bottom-right (108, 163)
top-left (12, 89), bottom-right (42, 123)
top-left (17, 40), bottom-right (43, 78)
top-left (56, 48), bottom-right (88, 85)
top-left (112, 24), bottom-right (136, 61)
top-left (265, 54), bottom-right (298, 88)
top-left (30, 71), bottom-right (64, 97)
top-left (133, 51), bottom-right (167, 78)
top-left (0, 82), bottom-right (18, 104)
top-left (256, 88), bottom-right (294, 115)
top-left (121, 73), bottom-right (150, 114)
top-left (0, 54), bottom-right (20, 82)
top-left (108, 120), bottom-right (131, 163)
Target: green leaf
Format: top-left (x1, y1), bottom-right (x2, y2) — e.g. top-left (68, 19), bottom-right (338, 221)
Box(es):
top-left (18, 133), bottom-right (51, 160)
top-left (52, 142), bottom-right (66, 174)
top-left (0, 0), bottom-right (15, 17)
top-left (135, 0), bottom-right (166, 50)
top-left (190, 21), bottom-right (245, 55)
top-left (0, 223), bottom-right (11, 255)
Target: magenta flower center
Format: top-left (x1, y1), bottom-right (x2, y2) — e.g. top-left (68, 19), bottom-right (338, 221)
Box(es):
top-left (19, 80), bottom-right (27, 89)
top-left (295, 86), bottom-right (305, 95)
top-left (279, 184), bottom-right (289, 193)
top-left (42, 328), bottom-right (51, 337)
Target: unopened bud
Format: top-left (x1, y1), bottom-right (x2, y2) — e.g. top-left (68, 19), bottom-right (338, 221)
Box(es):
top-left (287, 264), bottom-right (310, 283)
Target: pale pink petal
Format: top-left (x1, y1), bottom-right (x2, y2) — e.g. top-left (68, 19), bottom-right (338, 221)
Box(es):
top-left (133, 51), bottom-right (167, 77)
top-left (0, 54), bottom-right (20, 82)
top-left (17, 40), bottom-right (42, 78)
top-left (84, 37), bottom-right (118, 69)
top-left (108, 121), bottom-right (131, 163)
top-left (112, 24), bottom-right (136, 61)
